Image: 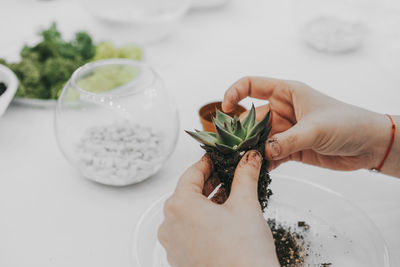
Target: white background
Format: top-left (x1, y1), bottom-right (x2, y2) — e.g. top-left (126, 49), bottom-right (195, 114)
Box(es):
top-left (0, 0), bottom-right (399, 266)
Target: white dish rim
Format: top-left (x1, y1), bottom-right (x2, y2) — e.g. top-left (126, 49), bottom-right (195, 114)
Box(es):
top-left (0, 64), bottom-right (18, 116)
top-left (132, 174), bottom-right (392, 267)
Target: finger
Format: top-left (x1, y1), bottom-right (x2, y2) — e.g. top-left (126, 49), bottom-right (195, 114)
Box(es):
top-left (202, 172), bottom-right (222, 197)
top-left (269, 112), bottom-right (294, 136)
top-left (299, 150), bottom-right (366, 171)
top-left (267, 157), bottom-right (290, 171)
top-left (265, 121), bottom-right (318, 161)
top-left (239, 104), bottom-right (270, 122)
top-left (166, 255), bottom-right (177, 267)
top-left (222, 76), bottom-right (285, 113)
top-left (227, 150), bottom-right (262, 205)
top-left (210, 185), bottom-right (228, 204)
top-left (238, 104), bottom-right (295, 137)
top-left (175, 155), bottom-right (213, 194)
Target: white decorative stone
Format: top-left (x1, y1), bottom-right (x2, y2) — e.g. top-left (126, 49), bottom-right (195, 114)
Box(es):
top-left (75, 121), bottom-right (164, 186)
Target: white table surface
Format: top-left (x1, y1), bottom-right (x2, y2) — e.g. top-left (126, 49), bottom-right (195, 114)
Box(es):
top-left (1, 0), bottom-right (400, 266)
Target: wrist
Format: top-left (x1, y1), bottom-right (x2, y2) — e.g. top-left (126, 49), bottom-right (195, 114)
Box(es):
top-left (367, 114), bottom-right (399, 176)
top-left (379, 115), bottom-right (399, 176)
top-left (366, 113), bottom-right (391, 170)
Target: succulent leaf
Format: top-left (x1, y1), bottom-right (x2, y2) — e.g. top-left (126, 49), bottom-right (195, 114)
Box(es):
top-left (216, 109), bottom-right (232, 125)
top-left (185, 130), bottom-right (218, 147)
top-left (186, 103), bottom-right (271, 154)
top-left (215, 123), bottom-right (243, 147)
top-left (259, 126), bottom-right (272, 142)
top-left (213, 117), bottom-right (230, 133)
top-left (242, 104), bottom-right (256, 131)
top-left (247, 110), bottom-right (271, 138)
top-left (237, 133), bottom-right (260, 151)
top-left (233, 120), bottom-right (246, 139)
top-left (216, 110), bottom-right (234, 131)
top-left (195, 129), bottom-right (217, 138)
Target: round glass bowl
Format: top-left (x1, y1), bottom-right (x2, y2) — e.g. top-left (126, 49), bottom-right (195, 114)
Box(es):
top-left (133, 175), bottom-right (391, 267)
top-left (55, 59), bottom-right (179, 186)
top-left (84, 0), bottom-right (190, 44)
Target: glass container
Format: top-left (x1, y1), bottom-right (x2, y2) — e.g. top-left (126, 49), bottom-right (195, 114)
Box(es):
top-left (55, 59), bottom-right (179, 186)
top-left (133, 175), bottom-right (391, 266)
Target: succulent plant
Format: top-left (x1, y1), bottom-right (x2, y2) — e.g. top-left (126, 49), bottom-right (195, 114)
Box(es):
top-left (186, 104), bottom-right (271, 154)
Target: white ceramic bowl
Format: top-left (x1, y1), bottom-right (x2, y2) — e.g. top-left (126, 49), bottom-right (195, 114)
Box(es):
top-left (0, 64), bottom-right (18, 117)
top-left (84, 0), bottom-right (190, 44)
top-left (190, 0), bottom-right (231, 10)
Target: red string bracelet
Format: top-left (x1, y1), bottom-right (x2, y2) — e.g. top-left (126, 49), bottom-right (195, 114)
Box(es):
top-left (372, 114), bottom-right (396, 172)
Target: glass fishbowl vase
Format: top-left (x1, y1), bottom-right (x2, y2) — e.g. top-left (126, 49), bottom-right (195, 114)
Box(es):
top-left (55, 59), bottom-right (179, 186)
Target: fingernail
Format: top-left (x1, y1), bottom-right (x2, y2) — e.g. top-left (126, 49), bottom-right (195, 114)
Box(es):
top-left (267, 138), bottom-right (281, 159)
top-left (221, 102), bottom-right (231, 113)
top-left (247, 150), bottom-right (262, 167)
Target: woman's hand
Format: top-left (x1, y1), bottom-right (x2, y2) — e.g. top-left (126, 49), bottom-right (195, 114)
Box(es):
top-left (223, 76), bottom-right (399, 176)
top-left (158, 151), bottom-right (280, 267)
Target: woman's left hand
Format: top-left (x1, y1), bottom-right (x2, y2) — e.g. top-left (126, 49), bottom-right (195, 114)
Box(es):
top-left (158, 151), bottom-right (280, 267)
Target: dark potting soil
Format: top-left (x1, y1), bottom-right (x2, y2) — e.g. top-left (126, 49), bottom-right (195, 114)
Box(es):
top-left (0, 82), bottom-right (6, 96)
top-left (268, 219), bottom-right (307, 267)
top-left (201, 137), bottom-right (331, 265)
top-left (203, 140), bottom-right (272, 211)
top-left (268, 219), bottom-right (333, 267)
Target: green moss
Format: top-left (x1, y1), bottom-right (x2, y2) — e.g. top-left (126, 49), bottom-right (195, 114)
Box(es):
top-left (93, 42), bottom-right (143, 61)
top-left (77, 65), bottom-right (139, 94)
top-left (3, 23), bottom-right (143, 100)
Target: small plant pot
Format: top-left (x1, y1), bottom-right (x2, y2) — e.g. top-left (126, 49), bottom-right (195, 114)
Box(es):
top-left (199, 101), bottom-right (246, 133)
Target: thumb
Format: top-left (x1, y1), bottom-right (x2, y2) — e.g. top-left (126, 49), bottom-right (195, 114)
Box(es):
top-left (266, 122), bottom-right (317, 160)
top-left (227, 150), bottom-right (262, 205)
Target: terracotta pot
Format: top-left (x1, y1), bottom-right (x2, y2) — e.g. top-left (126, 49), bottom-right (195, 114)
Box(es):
top-left (199, 101), bottom-right (246, 133)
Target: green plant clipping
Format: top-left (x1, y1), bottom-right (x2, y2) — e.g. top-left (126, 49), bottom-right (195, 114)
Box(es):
top-left (186, 104), bottom-right (273, 212)
top-left (0, 23), bottom-right (144, 100)
top-left (3, 23), bottom-right (94, 100)
top-left (186, 104), bottom-right (271, 154)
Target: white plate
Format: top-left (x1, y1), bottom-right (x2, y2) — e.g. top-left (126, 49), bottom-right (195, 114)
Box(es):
top-left (0, 64), bottom-right (18, 116)
top-left (13, 97), bottom-right (57, 109)
top-left (132, 174), bottom-right (391, 267)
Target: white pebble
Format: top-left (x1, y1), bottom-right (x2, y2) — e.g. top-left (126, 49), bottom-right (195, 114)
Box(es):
top-left (76, 121), bottom-right (163, 186)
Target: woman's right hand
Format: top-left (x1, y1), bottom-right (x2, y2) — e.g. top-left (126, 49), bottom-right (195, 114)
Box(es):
top-left (222, 77), bottom-right (399, 177)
